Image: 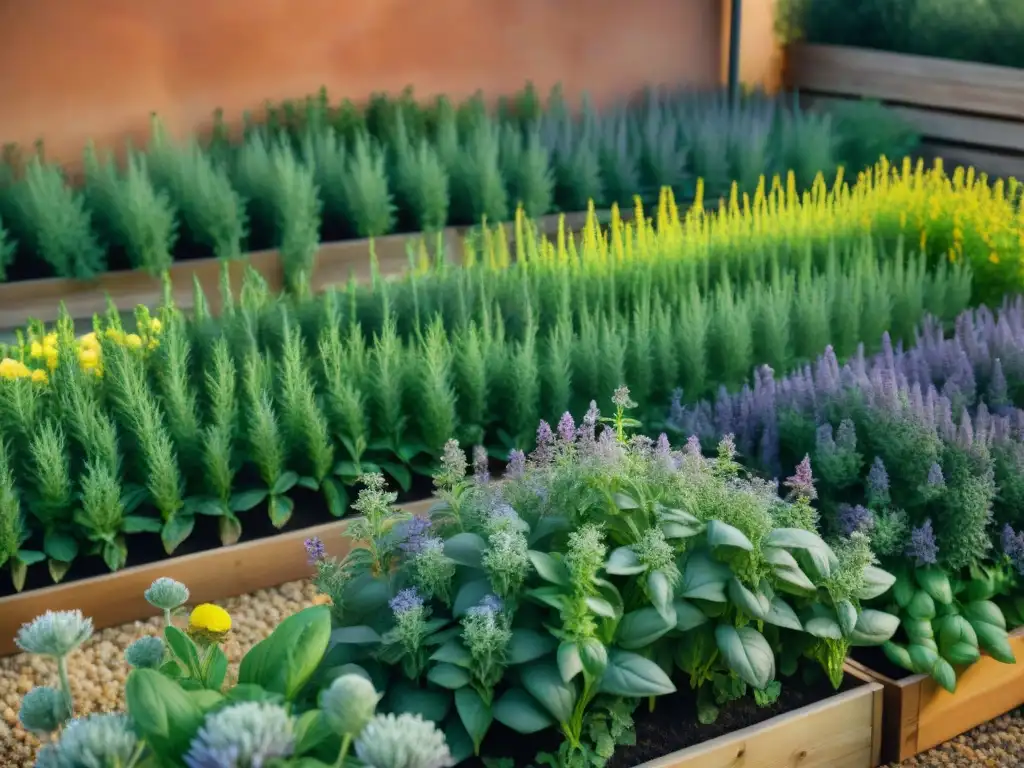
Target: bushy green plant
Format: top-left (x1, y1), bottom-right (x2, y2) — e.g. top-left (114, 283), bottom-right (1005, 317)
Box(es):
top-left (17, 577), bottom-right (454, 768)
top-left (342, 131), bottom-right (396, 239)
top-left (306, 395), bottom-right (897, 765)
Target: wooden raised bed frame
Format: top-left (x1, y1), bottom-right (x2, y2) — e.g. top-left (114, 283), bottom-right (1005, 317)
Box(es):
top-left (785, 43), bottom-right (1024, 181)
top-left (0, 211), bottom-right (595, 329)
top-left (845, 627), bottom-right (1024, 763)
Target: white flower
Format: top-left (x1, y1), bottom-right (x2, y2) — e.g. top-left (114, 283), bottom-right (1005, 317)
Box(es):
top-left (184, 702), bottom-right (295, 768)
top-left (320, 673), bottom-right (381, 736)
top-left (16, 610), bottom-right (93, 657)
top-left (46, 713), bottom-right (139, 767)
top-left (355, 713), bottom-right (454, 768)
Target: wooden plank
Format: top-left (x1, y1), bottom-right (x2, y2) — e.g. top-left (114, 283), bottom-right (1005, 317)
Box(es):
top-left (634, 680), bottom-right (881, 768)
top-left (787, 44), bottom-right (1024, 120)
top-left (919, 142), bottom-right (1024, 181)
top-left (0, 497), bottom-right (434, 657)
top-left (802, 95), bottom-right (1024, 154)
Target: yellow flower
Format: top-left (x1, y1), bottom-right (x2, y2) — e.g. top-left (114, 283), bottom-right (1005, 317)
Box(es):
top-left (45, 347), bottom-right (58, 371)
top-left (43, 333), bottom-right (57, 347)
top-left (149, 318), bottom-right (163, 334)
top-left (31, 369), bottom-right (48, 384)
top-left (124, 333), bottom-right (143, 350)
top-left (104, 328), bottom-right (125, 344)
top-left (29, 342), bottom-right (44, 359)
top-left (0, 358), bottom-right (30, 379)
top-left (148, 338), bottom-right (160, 351)
top-left (78, 348), bottom-right (100, 369)
top-left (188, 603), bottom-right (232, 636)
top-left (79, 332), bottom-right (99, 350)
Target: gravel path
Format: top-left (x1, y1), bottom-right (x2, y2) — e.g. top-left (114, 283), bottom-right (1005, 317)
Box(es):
top-left (1, 579), bottom-right (1021, 767)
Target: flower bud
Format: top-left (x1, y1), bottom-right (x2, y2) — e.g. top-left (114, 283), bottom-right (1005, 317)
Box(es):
top-left (320, 673), bottom-right (381, 736)
top-left (125, 636), bottom-right (165, 669)
top-left (355, 713), bottom-right (454, 768)
top-left (144, 577), bottom-right (190, 611)
top-left (16, 610), bottom-right (93, 657)
top-left (19, 686), bottom-right (69, 735)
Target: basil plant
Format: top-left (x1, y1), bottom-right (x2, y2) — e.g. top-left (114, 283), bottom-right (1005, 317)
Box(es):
top-left (309, 393), bottom-right (900, 767)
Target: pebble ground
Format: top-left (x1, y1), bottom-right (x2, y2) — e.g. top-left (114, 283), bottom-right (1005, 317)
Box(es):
top-left (0, 579), bottom-right (1020, 767)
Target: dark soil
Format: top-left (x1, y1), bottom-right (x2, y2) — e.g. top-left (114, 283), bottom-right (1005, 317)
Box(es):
top-left (467, 675), bottom-right (862, 767)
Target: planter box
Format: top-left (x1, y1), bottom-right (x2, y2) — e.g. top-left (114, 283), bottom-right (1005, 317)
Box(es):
top-left (844, 627), bottom-right (1024, 763)
top-left (785, 43), bottom-right (1024, 181)
top-left (0, 497), bottom-right (434, 657)
top-left (634, 673), bottom-right (883, 768)
top-left (0, 211), bottom-right (598, 330)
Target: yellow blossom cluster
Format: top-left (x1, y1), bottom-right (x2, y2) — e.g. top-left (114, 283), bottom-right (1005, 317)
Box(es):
top-left (0, 317), bottom-right (163, 384)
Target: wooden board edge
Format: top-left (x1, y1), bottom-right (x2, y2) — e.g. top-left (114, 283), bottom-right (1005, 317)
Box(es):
top-left (631, 678), bottom-right (882, 768)
top-left (0, 497), bottom-right (436, 657)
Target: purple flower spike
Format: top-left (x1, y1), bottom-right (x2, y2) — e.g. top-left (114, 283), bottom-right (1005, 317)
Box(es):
top-left (907, 520), bottom-right (939, 566)
top-left (398, 516), bottom-right (434, 554)
top-left (507, 449), bottom-right (526, 478)
top-left (473, 445), bottom-right (491, 484)
top-left (867, 457), bottom-right (890, 501)
top-left (389, 587), bottom-right (424, 616)
top-left (837, 504), bottom-right (875, 536)
top-left (684, 435), bottom-right (702, 456)
top-left (1001, 525), bottom-right (1024, 575)
top-left (557, 412), bottom-right (576, 443)
top-left (304, 536), bottom-right (326, 565)
top-left (469, 594), bottom-right (504, 617)
top-left (784, 455), bottom-right (817, 501)
top-left (534, 420), bottom-right (555, 463)
top-left (656, 433), bottom-right (671, 458)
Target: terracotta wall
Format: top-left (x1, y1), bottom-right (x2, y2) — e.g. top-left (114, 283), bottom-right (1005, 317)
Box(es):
top-left (0, 0), bottom-right (737, 165)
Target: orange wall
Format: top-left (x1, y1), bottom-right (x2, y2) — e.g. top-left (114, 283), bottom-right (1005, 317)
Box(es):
top-left (721, 0), bottom-right (784, 92)
top-left (0, 0), bottom-right (731, 164)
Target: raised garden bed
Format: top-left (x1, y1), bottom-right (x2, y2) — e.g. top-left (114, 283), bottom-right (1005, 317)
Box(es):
top-left (846, 629), bottom-right (1024, 764)
top-left (785, 43), bottom-right (1024, 180)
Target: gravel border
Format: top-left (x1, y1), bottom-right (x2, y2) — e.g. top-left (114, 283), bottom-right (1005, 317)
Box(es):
top-left (2, 579), bottom-right (1021, 767)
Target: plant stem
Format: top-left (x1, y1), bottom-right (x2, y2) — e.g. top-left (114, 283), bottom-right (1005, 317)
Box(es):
top-left (334, 733), bottom-right (353, 767)
top-left (57, 655), bottom-right (74, 718)
top-left (163, 608), bottom-right (172, 628)
top-left (124, 738), bottom-right (148, 768)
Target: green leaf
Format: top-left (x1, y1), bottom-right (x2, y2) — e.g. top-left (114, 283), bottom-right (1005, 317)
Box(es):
top-left (805, 614), bottom-right (843, 641)
top-left (229, 488), bottom-right (268, 512)
top-left (521, 662), bottom-right (578, 723)
top-left (17, 549), bottom-right (45, 566)
top-left (585, 596), bottom-right (618, 618)
top-left (492, 688), bottom-right (555, 734)
top-left (161, 515), bottom-right (195, 554)
top-left (528, 550), bottom-right (570, 585)
top-left (932, 657), bottom-right (957, 693)
top-left (444, 720), bottom-right (474, 765)
top-left (971, 620), bottom-right (1016, 664)
top-left (882, 641), bottom-right (913, 672)
top-left (187, 689), bottom-right (224, 711)
top-left (892, 573), bottom-right (915, 608)
top-left (557, 642), bottom-right (583, 682)
top-left (706, 520), bottom-right (753, 551)
top-left (762, 597), bottom-right (802, 631)
top-left (579, 637), bottom-right (609, 679)
top-left (427, 663), bottom-right (471, 689)
top-left (272, 471), bottom-right (299, 495)
top-left (854, 564), bottom-right (897, 601)
top-left (268, 495), bottom-right (294, 528)
top-left (727, 578), bottom-right (769, 620)
top-left (715, 624), bottom-right (775, 690)
top-left (598, 649), bottom-right (676, 697)
top-left (322, 477), bottom-right (348, 518)
top-left (204, 645), bottom-right (228, 690)
top-left (680, 549), bottom-right (730, 602)
top-left (125, 668), bottom-right (205, 759)
top-left (763, 528), bottom-right (834, 579)
top-left (763, 547), bottom-right (816, 593)
top-left (453, 578), bottom-right (493, 617)
top-left (908, 643), bottom-right (939, 675)
top-left (673, 599), bottom-right (710, 632)
top-left (658, 506), bottom-right (704, 539)
top-left (915, 567), bottom-right (953, 606)
top-left (444, 532), bottom-right (487, 568)
top-left (647, 570), bottom-right (675, 620)
top-left (430, 639), bottom-right (473, 667)
top-left (387, 681), bottom-right (452, 722)
top-left (164, 626), bottom-right (201, 677)
top-left (238, 605), bottom-right (331, 701)
top-left (123, 515), bottom-right (163, 533)
top-left (903, 617), bottom-right (935, 644)
top-left (455, 687), bottom-right (493, 755)
top-left (507, 629), bottom-right (557, 665)
top-left (616, 607), bottom-right (675, 650)
top-left (613, 492), bottom-right (640, 510)
top-left (297, 476), bottom-right (320, 491)
top-left (836, 600), bottom-right (858, 637)
top-left (526, 585), bottom-right (566, 611)
top-left (963, 600), bottom-right (1007, 630)
top-left (848, 609), bottom-right (901, 647)
top-left (380, 462), bottom-right (413, 493)
top-left (937, 615), bottom-right (980, 667)
top-left (294, 710), bottom-right (334, 755)
top-left (604, 546), bottom-right (645, 575)
top-left (330, 626), bottom-right (381, 645)
top-left (907, 590), bottom-right (937, 621)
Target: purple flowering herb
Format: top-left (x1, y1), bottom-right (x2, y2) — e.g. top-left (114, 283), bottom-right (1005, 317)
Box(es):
top-left (668, 389), bottom-right (685, 429)
top-left (533, 420), bottom-right (555, 463)
top-left (836, 504), bottom-right (875, 536)
top-left (684, 435), bottom-right (702, 457)
top-left (557, 412), bottom-right (577, 443)
top-left (507, 449), bottom-right (526, 479)
top-left (612, 386), bottom-right (636, 410)
top-left (907, 520), bottom-right (939, 566)
top-left (473, 445), bottom-right (491, 484)
top-left (867, 457), bottom-right (890, 500)
top-left (398, 516), bottom-right (434, 554)
top-left (580, 401), bottom-right (600, 443)
top-left (1002, 524), bottom-right (1024, 574)
top-left (304, 536), bottom-right (326, 565)
top-left (927, 462), bottom-right (945, 487)
top-left (656, 433), bottom-right (671, 459)
top-left (489, 503), bottom-right (519, 523)
top-left (469, 594), bottom-right (504, 617)
top-left (784, 455), bottom-right (817, 501)
top-left (389, 587), bottom-right (424, 616)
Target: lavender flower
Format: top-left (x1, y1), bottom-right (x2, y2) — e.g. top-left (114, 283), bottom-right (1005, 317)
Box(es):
top-left (557, 412), bottom-right (576, 443)
top-left (927, 462), bottom-right (945, 487)
top-left (468, 594), bottom-right (504, 617)
top-left (684, 435), bottom-right (702, 456)
top-left (506, 449), bottom-right (526, 479)
top-left (389, 588), bottom-right (424, 616)
top-left (907, 520), bottom-right (939, 566)
top-left (836, 504), bottom-right (875, 536)
top-left (304, 536), bottom-right (326, 565)
top-left (398, 517), bottom-right (434, 555)
top-left (580, 401), bottom-right (600, 443)
top-left (533, 420), bottom-right (555, 463)
top-left (784, 455), bottom-right (817, 501)
top-left (472, 445), bottom-right (490, 484)
top-left (1001, 524), bottom-right (1024, 574)
top-left (867, 457), bottom-right (890, 505)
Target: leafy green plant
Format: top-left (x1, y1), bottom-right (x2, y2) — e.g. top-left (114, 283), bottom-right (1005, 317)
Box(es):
top-left (341, 131), bottom-right (396, 239)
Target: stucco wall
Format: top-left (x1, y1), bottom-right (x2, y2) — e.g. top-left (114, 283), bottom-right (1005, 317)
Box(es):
top-left (0, 0), bottom-right (733, 164)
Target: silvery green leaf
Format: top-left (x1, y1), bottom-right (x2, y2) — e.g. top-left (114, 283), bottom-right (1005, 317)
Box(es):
top-left (605, 546), bottom-right (646, 575)
top-left (727, 577), bottom-right (770, 620)
top-left (706, 520), bottom-right (754, 551)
